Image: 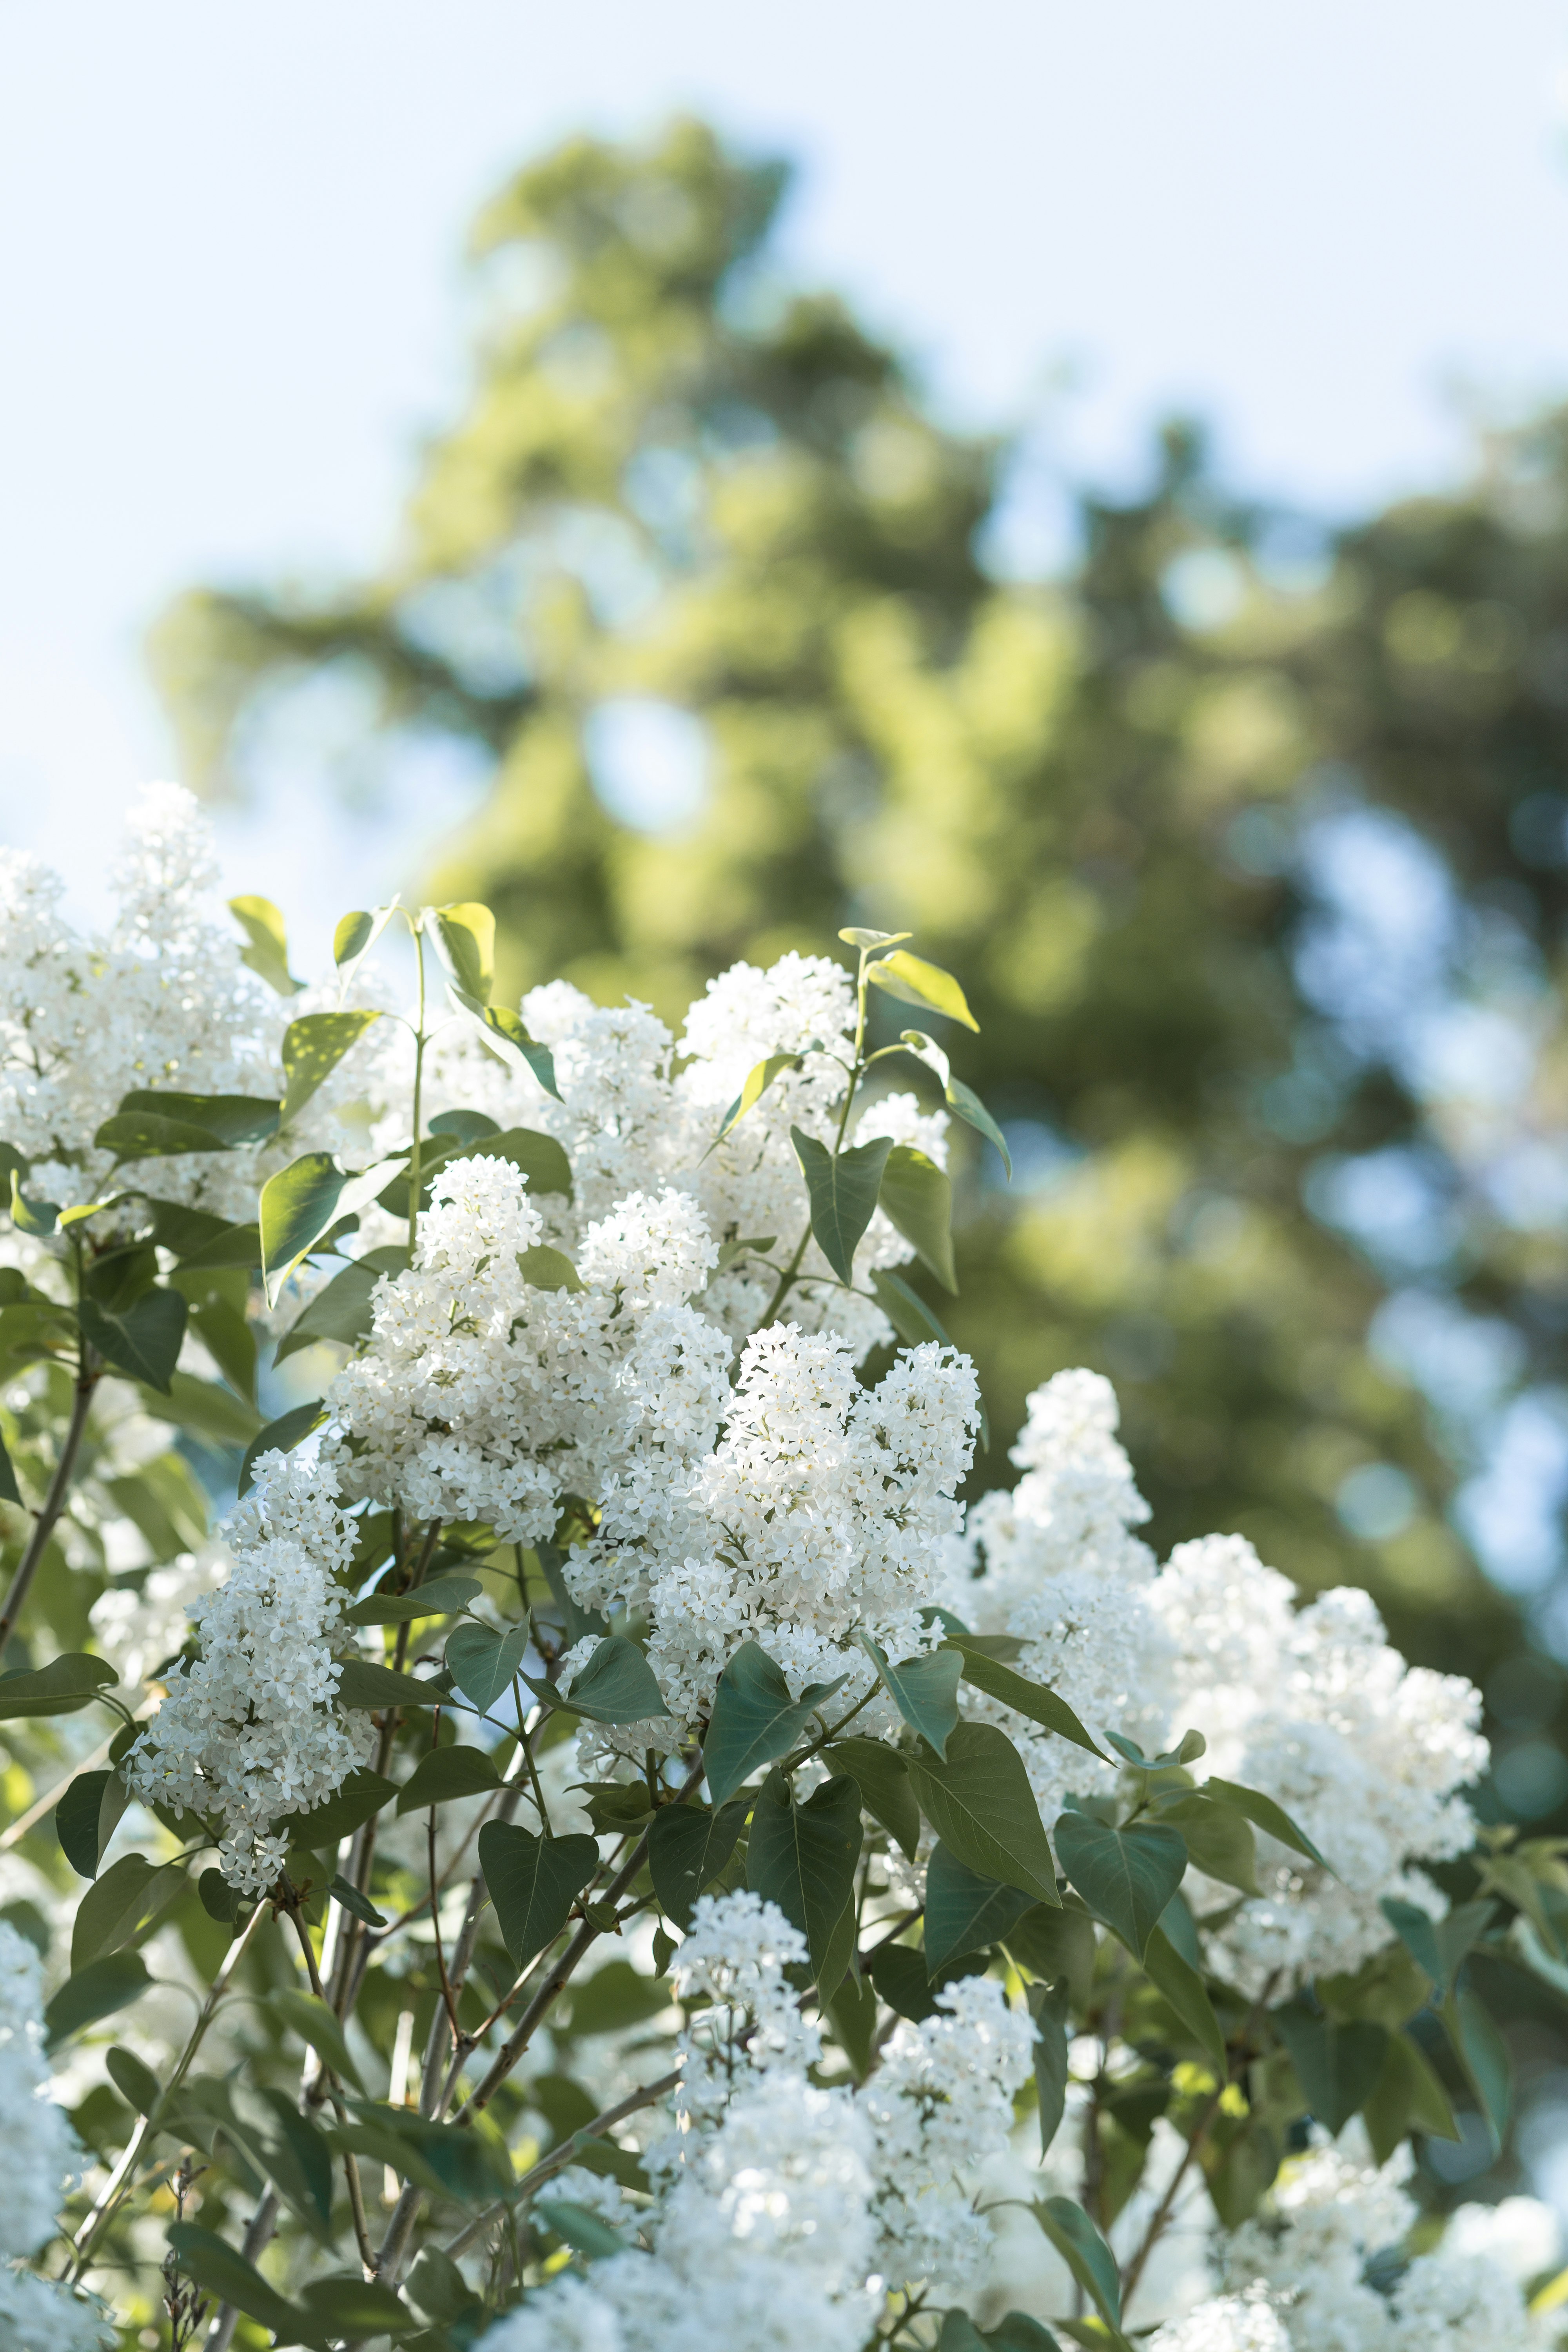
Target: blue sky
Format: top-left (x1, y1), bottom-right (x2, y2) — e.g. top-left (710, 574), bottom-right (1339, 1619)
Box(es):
top-left (4, 0), bottom-right (1568, 932)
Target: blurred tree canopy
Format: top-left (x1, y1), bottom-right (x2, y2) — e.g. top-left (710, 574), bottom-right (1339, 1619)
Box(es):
top-left (154, 118), bottom-right (1568, 1804)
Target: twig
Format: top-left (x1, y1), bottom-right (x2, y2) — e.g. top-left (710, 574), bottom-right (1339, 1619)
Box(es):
top-left (0, 1363), bottom-right (99, 1665)
top-left (442, 2067), bottom-right (681, 2261)
top-left (283, 1891), bottom-right (378, 2277)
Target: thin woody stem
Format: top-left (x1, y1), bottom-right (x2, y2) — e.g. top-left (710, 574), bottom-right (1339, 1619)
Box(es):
top-left (0, 1359), bottom-right (99, 1666)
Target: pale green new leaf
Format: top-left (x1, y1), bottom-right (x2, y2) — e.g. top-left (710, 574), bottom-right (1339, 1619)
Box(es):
top-left (259, 1151), bottom-right (406, 1304)
top-left (431, 902), bottom-right (496, 1002)
top-left (704, 1053), bottom-right (804, 1156)
top-left (866, 948), bottom-right (980, 1030)
top-left (280, 1009), bottom-right (383, 1127)
top-left (228, 895), bottom-right (305, 997)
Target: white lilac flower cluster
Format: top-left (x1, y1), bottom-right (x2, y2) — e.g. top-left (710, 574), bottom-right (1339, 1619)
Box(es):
top-left (124, 1450), bottom-right (368, 1891)
top-left (0, 1923), bottom-right (115, 2349)
top-left (945, 1368), bottom-right (1488, 1992)
top-left (1194, 2138), bottom-right (1559, 2350)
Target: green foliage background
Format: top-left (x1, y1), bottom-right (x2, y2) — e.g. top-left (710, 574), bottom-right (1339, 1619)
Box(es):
top-left (154, 118), bottom-right (1568, 1815)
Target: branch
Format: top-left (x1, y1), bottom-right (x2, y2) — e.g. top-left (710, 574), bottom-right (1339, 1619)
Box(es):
top-left (442, 2067), bottom-right (680, 2261)
top-left (0, 1364), bottom-right (99, 1665)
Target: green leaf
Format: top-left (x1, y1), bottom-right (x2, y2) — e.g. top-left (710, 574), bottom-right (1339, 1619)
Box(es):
top-left (396, 1746), bottom-right (502, 1814)
top-left (338, 2099), bottom-right (510, 2203)
top-left (113, 1088), bottom-right (282, 1147)
top-left (174, 1219), bottom-right (263, 1270)
top-left (229, 895), bottom-right (305, 997)
top-left (839, 926), bottom-right (912, 949)
top-left (980, 2318), bottom-right (1063, 2352)
top-left (1155, 1793), bottom-right (1260, 1896)
top-left (447, 990), bottom-right (563, 1100)
top-left (56, 1769), bottom-right (127, 1879)
top-left (94, 1110), bottom-right (234, 1158)
top-left (1053, 1813), bottom-right (1185, 1960)
top-left (826, 1736), bottom-right (921, 1858)
top-left (336, 1658), bottom-right (446, 1710)
top-left (1204, 1777), bottom-right (1328, 1869)
top-left (705, 1053), bottom-right (804, 1156)
top-left (78, 1286), bottom-right (187, 1392)
top-left (327, 1876), bottom-right (387, 1928)
top-left (185, 1292), bottom-right (257, 1404)
top-left (347, 1572), bottom-right (481, 1625)
top-left (1364, 2027), bottom-right (1461, 2161)
top-left (1381, 1896), bottom-right (1496, 1996)
top-left (43, 1951), bottom-right (150, 2049)
top-left (142, 1369), bottom-right (262, 1450)
top-left (432, 902), bottom-right (497, 1002)
top-left (869, 1941), bottom-right (943, 2022)
top-left (906, 1722), bottom-right (1060, 1905)
top-left (877, 1144), bottom-right (957, 1292)
top-left (298, 2276), bottom-right (420, 2334)
top-left (1032, 2196), bottom-right (1121, 2328)
top-left (702, 1641), bottom-right (847, 1808)
top-left (550, 1634), bottom-right (670, 1724)
top-left (1005, 1902), bottom-right (1099, 2001)
top-left (165, 2223), bottom-right (309, 2343)
top-left (943, 1638), bottom-right (1108, 1760)
top-left (405, 2245), bottom-right (481, 2324)
top-left (473, 1124), bottom-right (574, 1198)
top-left (259, 1150), bottom-right (406, 1304)
top-left (746, 1770), bottom-right (863, 1985)
top-left (924, 1842), bottom-right (1031, 1973)
top-left (1143, 1924), bottom-right (1227, 2072)
top-left (71, 1853), bottom-right (183, 1971)
top-left (858, 1634), bottom-right (961, 1758)
top-left (270, 1986), bottom-right (367, 2093)
top-left (238, 1397), bottom-right (326, 1495)
top-left (478, 1821), bottom-right (598, 1967)
top-left (866, 948), bottom-right (980, 1031)
top-left (1443, 1985), bottom-right (1512, 2148)
top-left (1029, 1978), bottom-right (1073, 2155)
top-left (648, 1798), bottom-right (749, 1930)
top-left (517, 1242), bottom-right (584, 1291)
top-left (8, 1169), bottom-right (58, 1236)
top-left (869, 1265), bottom-right (954, 1348)
top-left (106, 2043), bottom-right (163, 2116)
top-left (945, 1075), bottom-right (1011, 1177)
top-left (332, 902), bottom-right (399, 980)
top-left (0, 1425), bottom-right (18, 1508)
top-left (535, 2197), bottom-right (627, 2260)
top-left (1272, 2002), bottom-right (1390, 2133)
top-left (790, 1126), bottom-right (893, 1286)
top-left (535, 1540), bottom-right (609, 1645)
top-left (822, 1965), bottom-right (879, 2079)
top-left (276, 1768), bottom-right (397, 1848)
top-left (280, 1009), bottom-right (384, 1126)
top-left (445, 1618), bottom-right (532, 1714)
top-left (198, 1869), bottom-right (240, 1926)
top-left (274, 1247), bottom-right (407, 1364)
top-left (0, 1651), bottom-right (115, 1720)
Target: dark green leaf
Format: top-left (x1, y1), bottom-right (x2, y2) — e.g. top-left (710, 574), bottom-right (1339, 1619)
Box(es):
top-left (1158, 1889), bottom-right (1203, 1970)
top-left (0, 1425), bottom-right (18, 1507)
top-left (445, 1618), bottom-right (532, 1714)
top-left (1143, 1925), bottom-right (1227, 2072)
top-left (106, 2043), bottom-right (163, 2116)
top-left (347, 1573), bottom-right (480, 1625)
top-left (165, 2223), bottom-right (308, 2342)
top-left (405, 2245), bottom-right (482, 2323)
top-left (702, 1641), bottom-right (848, 1808)
top-left (0, 1651), bottom-right (115, 1720)
top-left (71, 1854), bottom-right (183, 1971)
top-left (298, 2276), bottom-right (420, 2334)
top-left (270, 1987), bottom-right (366, 2092)
top-left (43, 1951), bottom-right (150, 2048)
top-left (826, 1737), bottom-right (921, 1858)
top-left (1442, 1986), bottom-right (1512, 2148)
top-left (1029, 1979), bottom-right (1073, 2155)
top-left (705, 1053), bottom-right (804, 1155)
top-left (535, 2198), bottom-right (626, 2260)
top-left (870, 1941), bottom-right (942, 2022)
top-left (1032, 2197), bottom-right (1121, 2328)
top-left (396, 1746), bottom-right (501, 1814)
top-left (8, 1169), bottom-right (57, 1236)
top-left (280, 1009), bottom-right (383, 1126)
top-left (822, 1967), bottom-right (879, 2079)
top-left (198, 1869), bottom-right (240, 1925)
top-left (944, 1638), bottom-right (1107, 1760)
top-left (746, 1771), bottom-right (863, 1985)
top-left (1204, 1776), bottom-right (1328, 1869)
top-left (259, 1151), bottom-right (404, 1304)
top-left (648, 1798), bottom-right (748, 1930)
top-left (869, 1265), bottom-right (955, 1348)
top-left (78, 1286), bottom-right (187, 1392)
top-left (550, 1633), bottom-right (670, 1724)
top-left (981, 2318), bottom-right (1063, 2352)
top-left (945, 1075), bottom-right (1011, 1178)
top-left (1053, 1813), bottom-right (1185, 1958)
top-left (1364, 2028), bottom-right (1461, 2161)
top-left (336, 1659), bottom-right (446, 1710)
top-left (1273, 2002), bottom-right (1389, 2133)
top-left (790, 1126), bottom-right (893, 1286)
top-left (277, 1768), bottom-right (397, 1847)
top-left (274, 1247), bottom-right (407, 1365)
top-left (473, 1125), bottom-right (573, 1198)
top-left (479, 1821), bottom-right (598, 1967)
top-left (877, 1144), bottom-right (957, 1291)
top-left (238, 1397), bottom-right (326, 1495)
top-left (142, 1369), bottom-right (262, 1450)
top-left (535, 1541), bottom-right (609, 1644)
top-left (866, 949), bottom-right (979, 1030)
top-left (428, 1109), bottom-right (500, 1143)
top-left (431, 902), bottom-right (496, 1002)
top-left (56, 1769), bottom-right (126, 1879)
top-left (1005, 1902), bottom-right (1098, 2002)
top-left (327, 1876), bottom-right (387, 1927)
top-left (94, 1110), bottom-right (236, 1158)
top-left (858, 1634), bottom-right (960, 1757)
top-left (559, 1957), bottom-right (671, 2036)
top-left (336, 2101), bottom-right (509, 2203)
top-left (186, 1293), bottom-right (257, 1404)
top-left (1381, 1896), bottom-right (1496, 1996)
top-left (114, 1088), bottom-right (282, 1147)
top-left (924, 1842), bottom-right (1031, 1973)
top-left (229, 895), bottom-right (304, 997)
top-left (174, 1220), bottom-right (263, 1270)
top-left (1156, 1793), bottom-right (1260, 1896)
top-left (906, 1722), bottom-right (1059, 1905)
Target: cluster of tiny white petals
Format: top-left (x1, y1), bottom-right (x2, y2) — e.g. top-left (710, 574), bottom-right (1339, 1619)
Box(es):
top-left (945, 1369), bottom-right (1169, 1822)
top-left (858, 1975), bottom-right (1036, 2294)
top-left (646, 1326), bottom-right (979, 1724)
top-left (124, 1452), bottom-right (367, 1891)
top-left (663, 1892), bottom-right (821, 2131)
top-left (1151, 1539), bottom-right (1488, 1991)
top-left (474, 2074), bottom-right (876, 2352)
top-left (0, 1923), bottom-right (114, 2347)
top-left (1148, 2297), bottom-right (1292, 2352)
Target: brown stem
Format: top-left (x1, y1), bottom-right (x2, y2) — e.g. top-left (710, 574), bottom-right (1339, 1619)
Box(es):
top-left (0, 1365), bottom-right (98, 1665)
top-left (441, 2067), bottom-right (681, 2260)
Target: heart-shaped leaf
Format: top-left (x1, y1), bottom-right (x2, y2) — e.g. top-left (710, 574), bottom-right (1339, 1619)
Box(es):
top-left (702, 1642), bottom-right (847, 1808)
top-left (1053, 1812), bottom-right (1186, 1960)
top-left (790, 1126), bottom-right (893, 1286)
top-left (478, 1822), bottom-right (598, 1969)
top-left (395, 1746), bottom-right (501, 1814)
top-left (445, 1619), bottom-right (532, 1715)
top-left (906, 1722), bottom-right (1059, 1906)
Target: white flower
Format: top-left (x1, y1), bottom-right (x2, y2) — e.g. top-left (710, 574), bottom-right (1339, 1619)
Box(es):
top-left (1148, 2295), bottom-right (1292, 2352)
top-left (664, 1891), bottom-right (821, 2130)
top-left (0, 1922), bottom-right (86, 2264)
